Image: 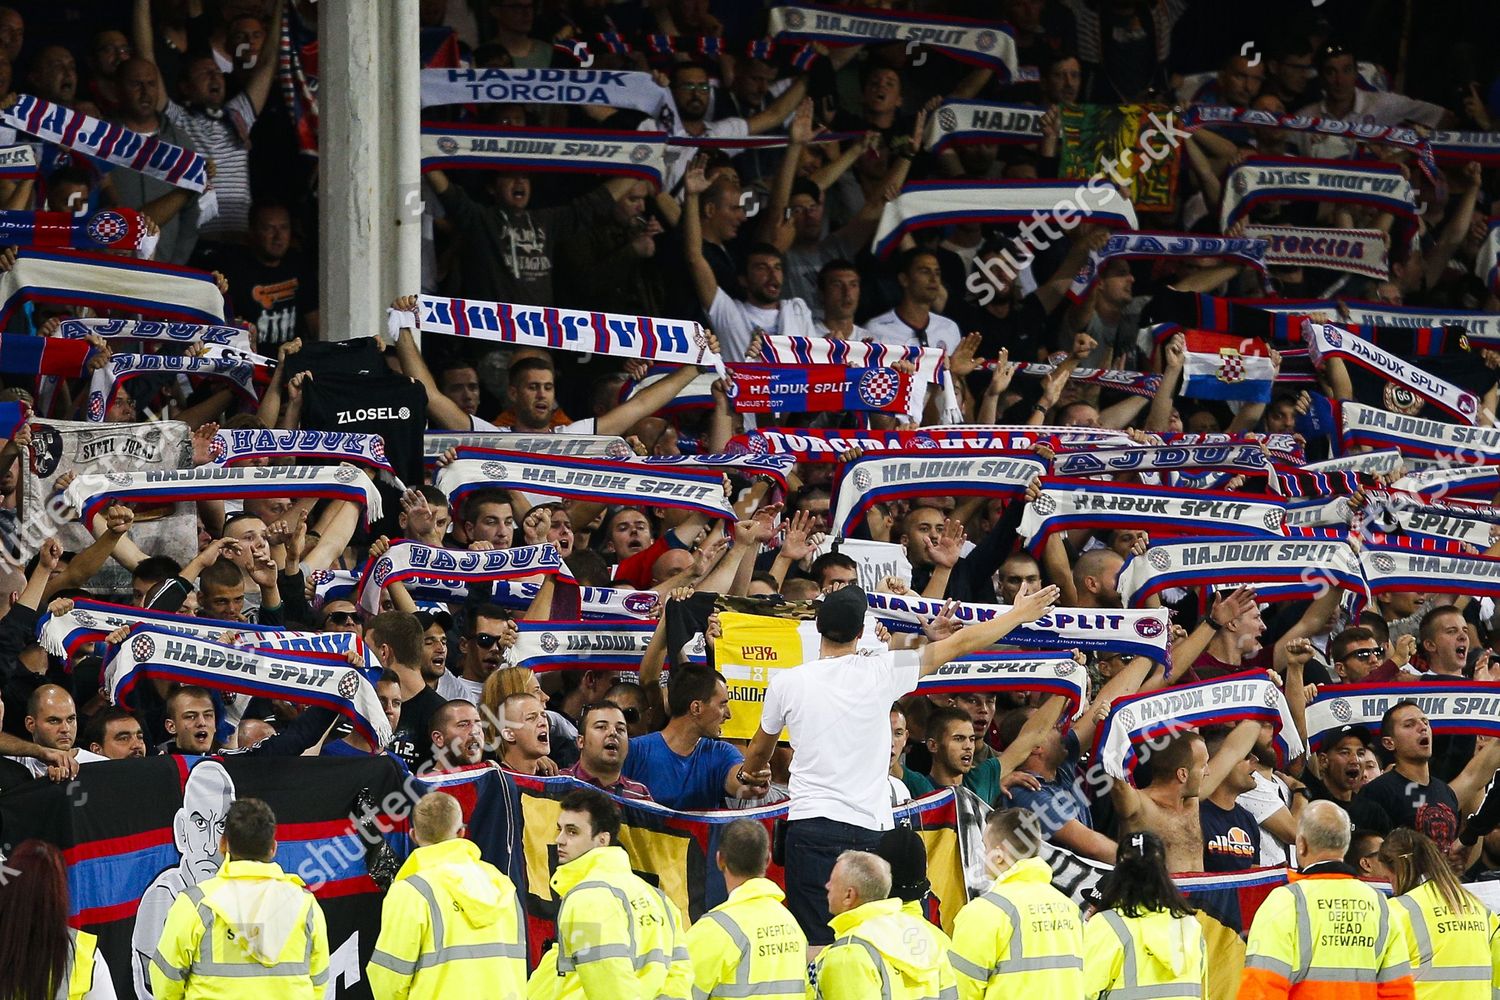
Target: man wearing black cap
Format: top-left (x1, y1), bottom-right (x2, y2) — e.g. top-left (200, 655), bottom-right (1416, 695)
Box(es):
top-left (1304, 724), bottom-right (1392, 832)
top-left (742, 581), bottom-right (1059, 944)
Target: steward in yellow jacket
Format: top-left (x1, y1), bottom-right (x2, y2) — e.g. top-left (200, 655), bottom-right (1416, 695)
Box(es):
top-left (686, 877), bottom-right (808, 1000)
top-left (811, 849), bottom-right (957, 1000)
top-left (1083, 908), bottom-right (1206, 1000)
top-left (150, 799), bottom-right (329, 1000)
top-left (367, 792), bottom-right (526, 1000)
top-left (527, 788), bottom-right (690, 1000)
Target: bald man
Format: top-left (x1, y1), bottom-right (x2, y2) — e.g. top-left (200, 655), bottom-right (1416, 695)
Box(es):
top-left (8, 685), bottom-right (108, 777)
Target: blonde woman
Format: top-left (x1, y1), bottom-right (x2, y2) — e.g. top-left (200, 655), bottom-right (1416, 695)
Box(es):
top-left (1379, 828), bottom-right (1500, 999)
top-left (481, 666), bottom-right (570, 772)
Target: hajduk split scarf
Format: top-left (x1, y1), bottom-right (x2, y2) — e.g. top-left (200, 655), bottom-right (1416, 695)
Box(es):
top-left (419, 68), bottom-right (677, 125)
top-left (758, 334), bottom-right (959, 421)
top-left (1183, 105), bottom-right (1437, 179)
top-left (832, 452), bottom-right (1046, 537)
top-left (64, 466), bottom-right (383, 526)
top-left (437, 454), bottom-right (734, 521)
top-left (105, 626), bottom-right (391, 748)
top-left (1245, 225), bottom-right (1389, 281)
top-left (1306, 322), bottom-right (1480, 424)
top-left (1010, 362), bottom-right (1162, 399)
top-left (725, 363), bottom-right (914, 416)
top-left (873, 180), bottom-right (1138, 258)
top-left (420, 124), bottom-right (666, 189)
top-left (1220, 157), bottom-right (1417, 235)
top-left (735, 426), bottom-right (1128, 461)
top-left (512, 619), bottom-right (656, 672)
top-left (636, 453), bottom-right (795, 491)
top-left (1095, 671), bottom-right (1303, 783)
top-left (1304, 681), bottom-right (1500, 751)
top-left (424, 431), bottom-right (633, 469)
top-left (925, 100), bottom-right (1045, 152)
top-left (1391, 464), bottom-right (1500, 499)
top-left (3, 94), bottom-right (210, 192)
top-left (866, 591), bottom-right (1171, 663)
top-left (0, 248), bottom-right (227, 326)
top-left (1119, 536), bottom-right (1366, 609)
top-left (1301, 449), bottom-right (1405, 477)
top-left (0, 208), bottom-right (157, 256)
top-left (768, 3), bottom-right (1018, 76)
top-left (1067, 233), bottom-right (1269, 302)
top-left (58, 317), bottom-right (253, 352)
top-left (208, 429), bottom-right (397, 479)
top-left (39, 597), bottom-right (284, 658)
top-left (1158, 431), bottom-right (1304, 465)
top-left (1052, 441), bottom-right (1271, 479)
top-left (916, 653), bottom-right (1088, 720)
top-left (1430, 130), bottom-right (1500, 167)
top-left (1339, 401), bottom-right (1500, 464)
top-left (87, 354), bottom-right (258, 421)
top-left (356, 540), bottom-right (572, 615)
top-left (400, 297), bottom-right (719, 368)
top-left (1019, 479), bottom-right (1287, 556)
top-left (1332, 302), bottom-right (1500, 344)
top-left (1360, 541), bottom-right (1500, 601)
top-left (489, 580), bottom-right (661, 620)
top-left (0, 144), bottom-right (36, 179)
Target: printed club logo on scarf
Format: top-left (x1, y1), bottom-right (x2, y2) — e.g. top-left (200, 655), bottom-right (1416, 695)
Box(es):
top-left (858, 369), bottom-right (901, 408)
top-left (86, 210), bottom-right (130, 247)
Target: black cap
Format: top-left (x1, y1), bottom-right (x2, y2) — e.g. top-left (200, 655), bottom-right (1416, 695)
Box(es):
top-left (414, 609), bottom-right (454, 631)
top-left (873, 826), bottom-right (930, 903)
top-left (1326, 724), bottom-right (1374, 749)
top-left (816, 584), bottom-right (867, 642)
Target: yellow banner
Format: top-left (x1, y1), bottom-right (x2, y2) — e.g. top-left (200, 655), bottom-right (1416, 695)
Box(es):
top-left (715, 611), bottom-right (810, 740)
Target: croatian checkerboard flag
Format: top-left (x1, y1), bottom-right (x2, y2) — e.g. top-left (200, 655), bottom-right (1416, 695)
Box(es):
top-left (1181, 331), bottom-right (1275, 403)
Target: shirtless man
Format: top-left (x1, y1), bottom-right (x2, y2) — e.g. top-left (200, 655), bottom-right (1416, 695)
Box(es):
top-left (1110, 719), bottom-right (1261, 872)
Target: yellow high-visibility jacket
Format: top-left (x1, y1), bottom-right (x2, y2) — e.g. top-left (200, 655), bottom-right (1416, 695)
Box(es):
top-left (149, 859), bottom-right (329, 1000)
top-left (684, 876), bottom-right (807, 1000)
top-left (66, 928), bottom-right (101, 1000)
top-left (366, 837), bottom-right (526, 1000)
top-left (527, 845), bottom-right (691, 1000)
top-left (949, 857), bottom-right (1084, 1000)
top-left (1240, 870), bottom-right (1415, 1000)
top-left (1082, 907), bottom-right (1207, 1000)
top-left (1388, 879), bottom-right (1500, 1000)
top-left (810, 896), bottom-right (958, 1000)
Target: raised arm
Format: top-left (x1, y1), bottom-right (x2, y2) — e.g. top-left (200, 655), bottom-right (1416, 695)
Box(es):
top-left (681, 163), bottom-right (721, 311)
top-left (597, 358), bottom-right (710, 437)
top-left (918, 584), bottom-right (1060, 676)
top-left (1201, 719), bottom-right (1260, 798)
top-left (242, 0), bottom-right (285, 114)
top-left (745, 75), bottom-right (809, 135)
top-left (390, 295), bottom-right (474, 431)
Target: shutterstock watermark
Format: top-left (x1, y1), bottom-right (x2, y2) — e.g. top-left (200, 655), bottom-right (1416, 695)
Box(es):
top-left (965, 109), bottom-right (1193, 307)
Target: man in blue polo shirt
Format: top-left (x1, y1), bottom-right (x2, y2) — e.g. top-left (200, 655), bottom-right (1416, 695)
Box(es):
top-left (622, 667), bottom-right (769, 809)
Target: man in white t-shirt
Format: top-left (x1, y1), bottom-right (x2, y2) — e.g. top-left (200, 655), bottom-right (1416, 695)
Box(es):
top-left (1291, 44), bottom-right (1442, 160)
top-left (864, 248), bottom-right (962, 353)
top-left (742, 580), bottom-right (1060, 943)
top-left (683, 165), bottom-right (817, 361)
top-left (5, 685), bottom-right (107, 778)
top-left (642, 61), bottom-right (808, 193)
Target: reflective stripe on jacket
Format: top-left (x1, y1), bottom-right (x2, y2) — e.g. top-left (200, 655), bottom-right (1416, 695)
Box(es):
top-left (950, 857), bottom-right (1085, 1000)
top-left (683, 877), bottom-right (807, 1000)
top-left (148, 859), bottom-right (330, 1000)
top-left (1239, 871), bottom-right (1415, 1000)
top-left (365, 837), bottom-right (527, 1000)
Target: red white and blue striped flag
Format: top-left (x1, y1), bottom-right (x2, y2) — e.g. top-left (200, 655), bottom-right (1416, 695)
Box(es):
top-left (1182, 331), bottom-right (1276, 403)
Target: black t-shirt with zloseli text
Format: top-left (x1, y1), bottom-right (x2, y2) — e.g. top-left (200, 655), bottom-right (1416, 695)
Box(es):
top-left (300, 371), bottom-right (427, 487)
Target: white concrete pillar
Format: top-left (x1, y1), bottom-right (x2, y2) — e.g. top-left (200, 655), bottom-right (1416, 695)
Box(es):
top-left (318, 0), bottom-right (420, 341)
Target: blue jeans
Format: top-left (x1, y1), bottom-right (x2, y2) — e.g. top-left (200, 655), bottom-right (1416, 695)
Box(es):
top-left (783, 817), bottom-right (884, 944)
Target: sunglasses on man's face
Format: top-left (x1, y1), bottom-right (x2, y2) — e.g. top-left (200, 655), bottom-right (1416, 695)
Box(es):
top-left (1344, 648), bottom-right (1381, 661)
top-left (326, 611), bottom-right (359, 626)
top-left (471, 631), bottom-right (507, 649)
